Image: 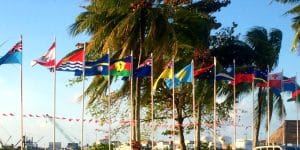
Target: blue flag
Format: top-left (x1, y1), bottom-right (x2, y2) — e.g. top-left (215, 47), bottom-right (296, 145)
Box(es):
top-left (283, 76), bottom-right (297, 92)
top-left (165, 64), bottom-right (192, 89)
top-left (0, 41), bottom-right (22, 65)
top-left (75, 54), bottom-right (109, 76)
top-left (216, 65), bottom-right (234, 80)
top-left (271, 87), bottom-right (281, 96)
top-left (133, 58), bottom-right (152, 78)
top-left (254, 69), bottom-right (268, 82)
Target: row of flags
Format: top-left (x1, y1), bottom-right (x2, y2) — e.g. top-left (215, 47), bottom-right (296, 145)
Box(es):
top-left (0, 40), bottom-right (299, 99)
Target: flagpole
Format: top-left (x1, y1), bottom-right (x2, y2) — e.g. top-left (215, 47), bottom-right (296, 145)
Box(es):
top-left (108, 49), bottom-right (111, 150)
top-left (81, 43), bottom-right (86, 150)
top-left (130, 51), bottom-right (133, 150)
top-left (267, 66), bottom-right (270, 146)
top-left (252, 80), bottom-right (255, 149)
top-left (172, 57), bottom-right (175, 150)
top-left (213, 57), bottom-right (217, 150)
top-left (296, 73), bottom-right (298, 148)
top-left (192, 60), bottom-right (196, 150)
top-left (20, 35), bottom-right (24, 150)
top-left (150, 53), bottom-right (154, 149)
top-left (233, 59), bottom-right (236, 150)
top-left (281, 70), bottom-right (285, 146)
top-left (53, 37), bottom-right (57, 150)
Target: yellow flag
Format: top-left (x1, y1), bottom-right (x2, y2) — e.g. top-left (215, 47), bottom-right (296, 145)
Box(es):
top-left (153, 61), bottom-right (173, 91)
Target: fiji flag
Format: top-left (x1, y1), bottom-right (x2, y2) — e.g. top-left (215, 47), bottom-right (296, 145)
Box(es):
top-left (133, 58), bottom-right (152, 78)
top-left (216, 65), bottom-right (234, 80)
top-left (0, 41), bottom-right (22, 65)
top-left (165, 64), bottom-right (192, 89)
top-left (75, 54), bottom-right (109, 76)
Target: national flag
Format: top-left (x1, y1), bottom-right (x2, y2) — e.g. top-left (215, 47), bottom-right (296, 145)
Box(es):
top-left (231, 67), bottom-right (254, 85)
top-left (31, 42), bottom-right (55, 68)
top-left (153, 61), bottom-right (173, 91)
top-left (287, 89), bottom-right (300, 102)
top-left (56, 48), bottom-right (84, 72)
top-left (271, 87), bottom-right (281, 96)
top-left (194, 64), bottom-right (214, 79)
top-left (75, 54), bottom-right (109, 76)
top-left (283, 76), bottom-right (297, 92)
top-left (165, 64), bottom-right (192, 89)
top-left (216, 65), bottom-right (234, 80)
top-left (268, 72), bottom-right (283, 88)
top-left (110, 56), bottom-right (131, 77)
top-left (254, 69), bottom-right (268, 87)
top-left (133, 58), bottom-right (152, 78)
top-left (0, 41), bottom-right (22, 65)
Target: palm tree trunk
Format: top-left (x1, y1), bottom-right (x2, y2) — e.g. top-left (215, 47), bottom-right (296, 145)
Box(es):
top-left (135, 80), bottom-right (141, 143)
top-left (176, 100), bottom-right (187, 150)
top-left (195, 100), bottom-right (202, 150)
top-left (254, 88), bottom-right (263, 147)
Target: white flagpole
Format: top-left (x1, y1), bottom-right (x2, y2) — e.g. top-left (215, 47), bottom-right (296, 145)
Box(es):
top-left (213, 57), bottom-right (217, 150)
top-left (233, 59), bottom-right (236, 150)
top-left (267, 66), bottom-right (270, 146)
top-left (252, 79), bottom-right (255, 149)
top-left (192, 60), bottom-right (196, 150)
top-left (150, 53), bottom-right (154, 149)
top-left (130, 51), bottom-right (133, 150)
top-left (172, 57), bottom-right (175, 150)
top-left (296, 73), bottom-right (298, 148)
top-left (20, 35), bottom-right (24, 150)
top-left (53, 37), bottom-right (57, 150)
top-left (108, 50), bottom-right (111, 150)
top-left (281, 70), bottom-right (284, 146)
top-left (81, 43), bottom-right (86, 150)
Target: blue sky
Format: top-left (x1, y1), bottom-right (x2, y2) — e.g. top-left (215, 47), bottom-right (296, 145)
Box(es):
top-left (215, 0), bottom-right (298, 141)
top-left (0, 0), bottom-right (298, 147)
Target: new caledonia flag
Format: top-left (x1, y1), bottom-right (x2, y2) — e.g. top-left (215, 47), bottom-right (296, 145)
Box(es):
top-left (110, 56), bottom-right (132, 77)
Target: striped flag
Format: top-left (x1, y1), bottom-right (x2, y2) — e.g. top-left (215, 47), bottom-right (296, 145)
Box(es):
top-left (56, 48), bottom-right (84, 72)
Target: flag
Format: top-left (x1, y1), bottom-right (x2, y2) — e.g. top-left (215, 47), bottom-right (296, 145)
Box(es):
top-left (56, 48), bottom-right (84, 72)
top-left (254, 69), bottom-right (268, 87)
top-left (268, 72), bottom-right (283, 88)
top-left (287, 89), bottom-right (300, 102)
top-left (31, 42), bottom-right (55, 68)
top-left (133, 58), bottom-right (152, 78)
top-left (110, 56), bottom-right (131, 77)
top-left (194, 64), bottom-right (214, 79)
top-left (271, 87), bottom-right (281, 96)
top-left (165, 64), bottom-right (192, 89)
top-left (216, 65), bottom-right (234, 80)
top-left (153, 61), bottom-right (173, 91)
top-left (283, 76), bottom-right (297, 92)
top-left (75, 54), bottom-right (109, 76)
top-left (231, 67), bottom-right (254, 85)
top-left (0, 41), bottom-right (22, 65)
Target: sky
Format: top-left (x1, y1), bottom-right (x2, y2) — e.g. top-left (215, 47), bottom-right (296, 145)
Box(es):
top-left (0, 0), bottom-right (298, 148)
top-left (215, 0), bottom-right (298, 142)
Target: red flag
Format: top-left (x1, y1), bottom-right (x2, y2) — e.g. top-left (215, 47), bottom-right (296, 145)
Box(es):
top-left (231, 73), bottom-right (254, 85)
top-left (292, 90), bottom-right (300, 99)
top-left (31, 42), bottom-right (56, 68)
top-left (268, 72), bottom-right (283, 88)
top-left (194, 64), bottom-right (214, 77)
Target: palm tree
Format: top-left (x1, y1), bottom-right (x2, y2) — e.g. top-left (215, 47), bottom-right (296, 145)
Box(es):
top-left (70, 0), bottom-right (229, 149)
top-left (246, 27), bottom-right (283, 146)
top-left (213, 26), bottom-right (283, 147)
top-left (274, 0), bottom-right (300, 50)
